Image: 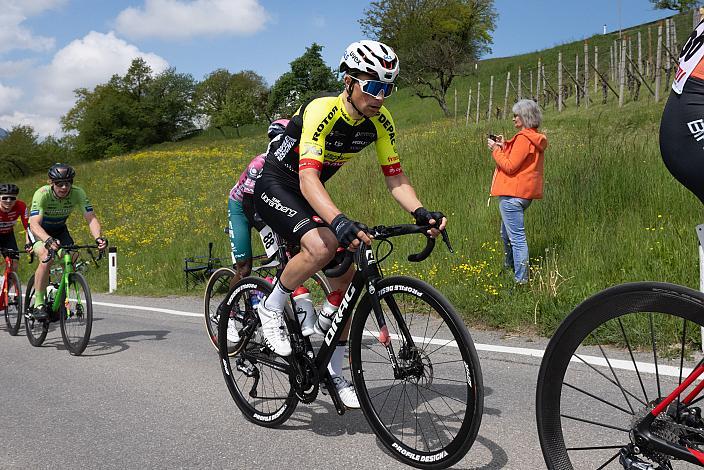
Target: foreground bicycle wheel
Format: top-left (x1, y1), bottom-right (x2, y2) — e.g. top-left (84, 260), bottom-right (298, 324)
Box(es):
top-left (24, 275), bottom-right (48, 346)
top-left (537, 282), bottom-right (704, 469)
top-left (59, 272), bottom-right (93, 355)
top-left (204, 267), bottom-right (236, 354)
top-left (349, 276), bottom-right (484, 470)
top-left (218, 276), bottom-right (298, 427)
top-left (4, 271), bottom-right (22, 335)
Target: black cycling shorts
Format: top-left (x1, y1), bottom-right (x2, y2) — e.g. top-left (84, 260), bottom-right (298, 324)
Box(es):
top-left (660, 77), bottom-right (704, 204)
top-left (0, 232), bottom-right (20, 259)
top-left (41, 226), bottom-right (74, 249)
top-left (253, 163), bottom-right (328, 244)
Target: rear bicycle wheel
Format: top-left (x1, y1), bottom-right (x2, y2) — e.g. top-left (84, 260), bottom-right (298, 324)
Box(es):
top-left (4, 271), bottom-right (22, 335)
top-left (24, 275), bottom-right (48, 347)
top-left (349, 276), bottom-right (483, 469)
top-left (203, 267), bottom-right (236, 354)
top-left (537, 282), bottom-right (704, 469)
top-left (59, 272), bottom-right (93, 355)
top-left (218, 276), bottom-right (298, 427)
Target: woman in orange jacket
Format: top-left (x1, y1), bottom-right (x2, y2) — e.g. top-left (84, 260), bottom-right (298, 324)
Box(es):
top-left (486, 99), bottom-right (547, 284)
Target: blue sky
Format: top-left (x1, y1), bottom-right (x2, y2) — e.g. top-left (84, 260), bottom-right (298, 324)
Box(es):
top-left (0, 0), bottom-right (677, 136)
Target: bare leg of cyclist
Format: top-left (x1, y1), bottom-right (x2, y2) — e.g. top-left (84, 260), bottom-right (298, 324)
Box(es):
top-left (229, 258), bottom-right (252, 288)
top-left (31, 244), bottom-right (52, 320)
top-left (258, 228), bottom-right (337, 356)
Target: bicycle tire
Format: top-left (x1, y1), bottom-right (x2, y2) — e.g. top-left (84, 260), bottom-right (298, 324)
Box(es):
top-left (4, 271), bottom-right (22, 335)
top-left (536, 281), bottom-right (704, 470)
top-left (349, 276), bottom-right (483, 469)
top-left (218, 276), bottom-right (298, 427)
top-left (203, 267), bottom-right (236, 354)
top-left (59, 272), bottom-right (93, 355)
top-left (24, 275), bottom-right (48, 347)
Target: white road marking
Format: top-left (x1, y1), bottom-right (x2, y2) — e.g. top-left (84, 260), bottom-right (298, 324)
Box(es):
top-left (95, 300), bottom-right (694, 377)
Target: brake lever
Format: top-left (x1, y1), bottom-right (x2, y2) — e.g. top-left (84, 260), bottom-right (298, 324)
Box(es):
top-left (42, 248), bottom-right (55, 264)
top-left (440, 229), bottom-right (454, 253)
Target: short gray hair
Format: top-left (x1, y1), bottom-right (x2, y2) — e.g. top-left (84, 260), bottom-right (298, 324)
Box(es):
top-left (512, 99), bottom-right (542, 129)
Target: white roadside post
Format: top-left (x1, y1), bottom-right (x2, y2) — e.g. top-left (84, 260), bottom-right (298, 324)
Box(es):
top-left (108, 246), bottom-right (117, 293)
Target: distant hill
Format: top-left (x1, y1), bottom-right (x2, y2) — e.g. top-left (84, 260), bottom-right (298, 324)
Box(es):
top-left (0, 128), bottom-right (7, 140)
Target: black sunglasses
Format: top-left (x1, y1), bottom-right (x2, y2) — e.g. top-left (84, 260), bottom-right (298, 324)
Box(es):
top-left (0, 196), bottom-right (17, 201)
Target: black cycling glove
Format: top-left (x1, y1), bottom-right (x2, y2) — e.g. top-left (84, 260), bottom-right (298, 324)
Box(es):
top-left (412, 207), bottom-right (445, 227)
top-left (330, 214), bottom-right (368, 247)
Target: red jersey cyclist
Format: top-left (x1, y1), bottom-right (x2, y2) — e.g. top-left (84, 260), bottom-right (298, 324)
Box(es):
top-left (253, 40), bottom-right (446, 408)
top-left (0, 183), bottom-right (32, 270)
top-left (28, 164), bottom-right (107, 320)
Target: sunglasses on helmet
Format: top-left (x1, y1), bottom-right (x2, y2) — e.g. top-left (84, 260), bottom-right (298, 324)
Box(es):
top-left (350, 76), bottom-right (395, 98)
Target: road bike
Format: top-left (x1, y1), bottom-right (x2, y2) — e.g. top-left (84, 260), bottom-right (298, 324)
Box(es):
top-left (24, 244), bottom-right (102, 355)
top-left (537, 225), bottom-right (704, 469)
top-left (218, 223), bottom-right (483, 469)
top-left (204, 224), bottom-right (331, 355)
top-left (1, 247), bottom-right (26, 335)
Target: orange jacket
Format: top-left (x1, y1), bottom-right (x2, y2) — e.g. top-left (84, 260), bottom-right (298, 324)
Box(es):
top-left (490, 128), bottom-right (547, 199)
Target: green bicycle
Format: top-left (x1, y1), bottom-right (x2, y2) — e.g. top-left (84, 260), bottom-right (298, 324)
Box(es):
top-left (24, 244), bottom-right (102, 356)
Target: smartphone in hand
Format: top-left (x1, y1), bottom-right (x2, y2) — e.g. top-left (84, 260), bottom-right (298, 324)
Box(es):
top-left (488, 133), bottom-right (498, 141)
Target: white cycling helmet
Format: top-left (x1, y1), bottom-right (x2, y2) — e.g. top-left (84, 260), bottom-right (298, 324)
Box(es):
top-left (339, 40), bottom-right (399, 83)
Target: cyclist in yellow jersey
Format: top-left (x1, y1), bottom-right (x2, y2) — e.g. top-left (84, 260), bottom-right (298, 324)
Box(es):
top-left (254, 40), bottom-right (447, 408)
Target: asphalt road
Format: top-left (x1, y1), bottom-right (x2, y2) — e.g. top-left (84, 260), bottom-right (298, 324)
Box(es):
top-left (0, 292), bottom-right (562, 469)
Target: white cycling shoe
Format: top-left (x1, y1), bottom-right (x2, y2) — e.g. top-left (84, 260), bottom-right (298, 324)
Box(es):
top-left (257, 303), bottom-right (292, 357)
top-left (332, 375), bottom-right (360, 409)
top-left (226, 318), bottom-right (240, 343)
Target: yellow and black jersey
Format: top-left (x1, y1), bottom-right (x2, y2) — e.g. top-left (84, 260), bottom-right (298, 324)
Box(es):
top-left (265, 93), bottom-right (402, 184)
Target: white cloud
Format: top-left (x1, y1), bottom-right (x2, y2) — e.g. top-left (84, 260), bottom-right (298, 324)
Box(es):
top-left (0, 82), bottom-right (22, 113)
top-left (0, 0), bottom-right (65, 53)
top-left (115, 0), bottom-right (268, 40)
top-left (0, 31), bottom-right (168, 136)
top-left (0, 59), bottom-right (35, 78)
top-left (0, 111), bottom-right (59, 137)
top-left (34, 31), bottom-right (169, 116)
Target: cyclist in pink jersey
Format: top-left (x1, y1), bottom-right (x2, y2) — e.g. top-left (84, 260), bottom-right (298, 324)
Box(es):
top-left (227, 119), bottom-right (289, 284)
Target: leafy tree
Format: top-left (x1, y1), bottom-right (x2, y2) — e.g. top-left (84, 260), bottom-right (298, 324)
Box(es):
top-left (195, 69), bottom-right (233, 123)
top-left (360, 0), bottom-right (497, 117)
top-left (268, 43), bottom-right (341, 117)
top-left (195, 69), bottom-right (269, 131)
top-left (62, 58), bottom-right (197, 159)
top-left (0, 126), bottom-right (72, 179)
top-left (650, 0), bottom-right (700, 12)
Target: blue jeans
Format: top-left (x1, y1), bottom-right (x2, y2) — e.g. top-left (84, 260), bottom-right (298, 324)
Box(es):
top-left (498, 196), bottom-right (532, 283)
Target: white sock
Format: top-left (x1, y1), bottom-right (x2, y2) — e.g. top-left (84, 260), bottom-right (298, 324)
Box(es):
top-left (264, 281), bottom-right (292, 312)
top-left (327, 341), bottom-right (347, 377)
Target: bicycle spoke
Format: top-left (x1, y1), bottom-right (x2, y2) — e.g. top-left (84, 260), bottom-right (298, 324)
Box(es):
top-left (563, 382), bottom-right (634, 416)
top-left (594, 452), bottom-right (620, 470)
top-left (595, 342), bottom-right (635, 414)
top-left (650, 312), bottom-right (661, 399)
top-left (618, 317), bottom-right (649, 403)
top-left (561, 414), bottom-right (630, 433)
top-left (573, 354), bottom-right (647, 407)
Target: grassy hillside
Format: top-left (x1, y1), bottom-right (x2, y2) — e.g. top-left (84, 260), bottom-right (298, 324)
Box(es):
top-left (11, 10), bottom-right (701, 337)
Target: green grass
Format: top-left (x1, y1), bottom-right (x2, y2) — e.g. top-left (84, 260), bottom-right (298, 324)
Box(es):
top-left (10, 10), bottom-right (701, 338)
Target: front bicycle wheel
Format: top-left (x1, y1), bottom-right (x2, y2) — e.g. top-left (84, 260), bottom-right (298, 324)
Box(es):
top-left (537, 282), bottom-right (704, 469)
top-left (203, 267), bottom-right (236, 354)
top-left (218, 276), bottom-right (298, 427)
top-left (59, 272), bottom-right (93, 355)
top-left (24, 275), bottom-right (48, 347)
top-left (349, 276), bottom-right (483, 470)
top-left (4, 271), bottom-right (22, 335)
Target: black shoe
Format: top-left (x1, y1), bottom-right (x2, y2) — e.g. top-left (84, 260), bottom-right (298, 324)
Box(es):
top-left (32, 304), bottom-right (49, 321)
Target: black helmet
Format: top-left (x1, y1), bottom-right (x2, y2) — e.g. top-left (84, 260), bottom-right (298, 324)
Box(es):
top-left (267, 119), bottom-right (290, 140)
top-left (48, 163), bottom-right (75, 182)
top-left (0, 183), bottom-right (19, 195)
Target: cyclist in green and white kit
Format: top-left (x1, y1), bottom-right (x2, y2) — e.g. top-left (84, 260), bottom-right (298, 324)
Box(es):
top-left (28, 163), bottom-right (107, 320)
